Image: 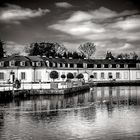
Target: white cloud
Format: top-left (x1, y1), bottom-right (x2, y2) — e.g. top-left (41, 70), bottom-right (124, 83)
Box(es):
top-left (111, 16), bottom-right (140, 30)
top-left (0, 4), bottom-right (50, 23)
top-left (49, 7), bottom-right (140, 56)
top-left (4, 41), bottom-right (27, 55)
top-left (55, 2), bottom-right (72, 8)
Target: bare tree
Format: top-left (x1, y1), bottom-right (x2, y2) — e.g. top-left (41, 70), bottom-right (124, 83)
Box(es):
top-left (78, 42), bottom-right (96, 59)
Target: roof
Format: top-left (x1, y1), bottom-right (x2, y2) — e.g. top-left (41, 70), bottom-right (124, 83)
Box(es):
top-left (27, 56), bottom-right (44, 62)
top-left (41, 57), bottom-right (139, 64)
top-left (0, 55), bottom-right (139, 66)
top-left (0, 55), bottom-right (30, 62)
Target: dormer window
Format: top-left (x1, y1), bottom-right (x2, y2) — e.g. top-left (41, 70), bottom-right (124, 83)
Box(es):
top-left (36, 62), bottom-right (41, 67)
top-left (20, 61), bottom-right (25, 66)
top-left (0, 61), bottom-right (4, 67)
top-left (9, 60), bottom-right (15, 66)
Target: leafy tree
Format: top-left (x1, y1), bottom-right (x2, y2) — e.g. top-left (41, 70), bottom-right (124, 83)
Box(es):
top-left (50, 71), bottom-right (59, 81)
top-left (116, 53), bottom-right (130, 59)
top-left (90, 75), bottom-right (94, 79)
top-left (61, 74), bottom-right (66, 79)
top-left (76, 73), bottom-right (84, 80)
top-left (26, 42), bottom-right (67, 57)
top-left (67, 73), bottom-right (74, 79)
top-left (0, 40), bottom-right (4, 58)
top-left (67, 52), bottom-right (73, 58)
top-left (130, 52), bottom-right (138, 60)
top-left (105, 51), bottom-right (114, 59)
top-left (78, 42), bottom-right (96, 59)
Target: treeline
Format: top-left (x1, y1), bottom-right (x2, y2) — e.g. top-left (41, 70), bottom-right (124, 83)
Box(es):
top-left (105, 51), bottom-right (139, 60)
top-left (25, 42), bottom-right (86, 59)
top-left (0, 39), bottom-right (139, 60)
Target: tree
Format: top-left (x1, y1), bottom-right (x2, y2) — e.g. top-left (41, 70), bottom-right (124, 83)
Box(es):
top-left (67, 73), bottom-right (74, 80)
top-left (76, 73), bottom-right (84, 80)
top-left (105, 51), bottom-right (114, 59)
top-left (78, 42), bottom-right (96, 59)
top-left (26, 42), bottom-right (67, 57)
top-left (130, 52), bottom-right (138, 60)
top-left (61, 74), bottom-right (66, 80)
top-left (90, 75), bottom-right (94, 79)
top-left (0, 40), bottom-right (4, 58)
top-left (50, 71), bottom-right (59, 81)
top-left (116, 53), bottom-right (130, 59)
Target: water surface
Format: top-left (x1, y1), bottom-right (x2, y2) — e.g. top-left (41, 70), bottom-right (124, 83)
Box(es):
top-left (0, 86), bottom-right (140, 140)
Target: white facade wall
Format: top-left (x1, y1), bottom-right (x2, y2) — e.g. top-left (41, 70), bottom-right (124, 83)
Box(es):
top-left (1, 67), bottom-right (140, 83)
top-left (0, 68), bottom-right (34, 83)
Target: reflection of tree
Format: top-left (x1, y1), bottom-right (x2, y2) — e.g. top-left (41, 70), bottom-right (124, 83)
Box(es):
top-left (107, 87), bottom-right (114, 113)
top-left (101, 87), bottom-right (105, 104)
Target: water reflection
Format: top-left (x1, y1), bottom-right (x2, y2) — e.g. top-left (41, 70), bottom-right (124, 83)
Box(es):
top-left (0, 86), bottom-right (140, 140)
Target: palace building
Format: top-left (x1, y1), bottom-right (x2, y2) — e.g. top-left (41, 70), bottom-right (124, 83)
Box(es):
top-left (0, 55), bottom-right (140, 83)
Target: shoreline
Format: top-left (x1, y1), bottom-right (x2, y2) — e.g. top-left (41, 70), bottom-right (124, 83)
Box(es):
top-left (0, 81), bottom-right (140, 100)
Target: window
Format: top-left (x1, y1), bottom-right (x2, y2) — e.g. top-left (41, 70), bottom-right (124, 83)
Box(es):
top-left (87, 64), bottom-right (93, 68)
top-left (112, 64), bottom-right (116, 68)
top-left (9, 60), bottom-right (15, 66)
top-left (108, 72), bottom-right (112, 79)
top-left (97, 64), bottom-right (101, 68)
top-left (136, 72), bottom-right (140, 79)
top-left (124, 72), bottom-right (128, 79)
top-left (116, 72), bottom-right (120, 79)
top-left (20, 61), bottom-right (25, 66)
top-left (101, 72), bottom-right (104, 79)
top-left (60, 63), bottom-right (63, 67)
top-left (0, 61), bottom-right (4, 67)
top-left (21, 72), bottom-right (26, 80)
top-left (120, 64), bottom-right (124, 68)
top-left (49, 62), bottom-right (53, 67)
top-left (77, 64), bottom-right (83, 68)
top-left (65, 63), bottom-right (68, 67)
top-left (104, 64), bottom-right (108, 68)
top-left (70, 63), bottom-right (74, 68)
top-left (35, 71), bottom-right (41, 81)
top-left (0, 72), bottom-right (4, 80)
top-left (93, 73), bottom-right (97, 79)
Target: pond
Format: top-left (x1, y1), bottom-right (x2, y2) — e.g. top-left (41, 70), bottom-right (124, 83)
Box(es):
top-left (0, 86), bottom-right (140, 140)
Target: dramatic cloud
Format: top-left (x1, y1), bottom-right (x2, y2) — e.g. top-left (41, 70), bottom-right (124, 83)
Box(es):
top-left (49, 7), bottom-right (140, 57)
top-left (4, 41), bottom-right (27, 55)
top-left (0, 4), bottom-right (50, 24)
top-left (55, 2), bottom-right (72, 8)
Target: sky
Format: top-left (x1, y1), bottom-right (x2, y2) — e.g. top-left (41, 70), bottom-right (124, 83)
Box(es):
top-left (0, 0), bottom-right (140, 58)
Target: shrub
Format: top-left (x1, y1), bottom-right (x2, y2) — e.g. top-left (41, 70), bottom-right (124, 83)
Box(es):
top-left (67, 73), bottom-right (74, 79)
top-left (61, 74), bottom-right (66, 79)
top-left (50, 71), bottom-right (59, 81)
top-left (76, 73), bottom-right (84, 79)
top-left (90, 75), bottom-right (94, 79)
